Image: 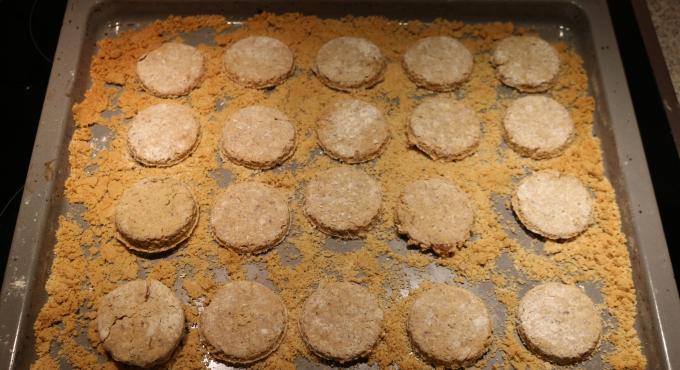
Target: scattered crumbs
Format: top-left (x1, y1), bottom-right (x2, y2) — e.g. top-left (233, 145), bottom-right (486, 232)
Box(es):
top-left (31, 13), bottom-right (645, 370)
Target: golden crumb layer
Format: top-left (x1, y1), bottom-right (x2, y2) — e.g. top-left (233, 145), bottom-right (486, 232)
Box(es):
top-left (33, 13), bottom-right (645, 370)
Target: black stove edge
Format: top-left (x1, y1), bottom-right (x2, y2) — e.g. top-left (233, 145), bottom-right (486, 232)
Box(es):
top-left (608, 0), bottom-right (680, 286)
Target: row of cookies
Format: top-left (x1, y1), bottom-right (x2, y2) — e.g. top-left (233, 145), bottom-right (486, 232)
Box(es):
top-left (128, 93), bottom-right (573, 170)
top-left (98, 279), bottom-right (601, 368)
top-left (135, 34), bottom-right (568, 164)
top-left (138, 34), bottom-right (560, 96)
top-left (115, 167), bottom-right (593, 257)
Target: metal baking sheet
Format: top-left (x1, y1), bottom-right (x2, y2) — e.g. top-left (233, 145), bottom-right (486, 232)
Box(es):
top-left (1, 0), bottom-right (679, 369)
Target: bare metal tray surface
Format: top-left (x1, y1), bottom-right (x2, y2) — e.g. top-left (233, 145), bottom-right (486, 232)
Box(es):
top-left (1, 0), bottom-right (679, 369)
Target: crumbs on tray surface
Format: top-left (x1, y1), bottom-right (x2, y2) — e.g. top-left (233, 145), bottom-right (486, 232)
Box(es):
top-left (32, 13), bottom-right (645, 370)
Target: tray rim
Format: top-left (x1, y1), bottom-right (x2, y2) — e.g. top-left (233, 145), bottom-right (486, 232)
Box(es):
top-left (1, 0), bottom-right (678, 369)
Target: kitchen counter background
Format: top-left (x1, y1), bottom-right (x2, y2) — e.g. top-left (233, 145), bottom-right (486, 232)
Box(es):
top-left (647, 0), bottom-right (680, 105)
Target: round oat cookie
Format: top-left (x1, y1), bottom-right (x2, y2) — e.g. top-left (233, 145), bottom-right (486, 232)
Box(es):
top-left (304, 167), bottom-right (382, 238)
top-left (512, 170), bottom-right (593, 240)
top-left (408, 97), bottom-right (481, 161)
top-left (127, 103), bottom-right (200, 167)
top-left (503, 95), bottom-right (574, 159)
top-left (402, 36), bottom-right (474, 91)
top-left (200, 281), bottom-right (287, 364)
top-left (136, 42), bottom-right (205, 97)
top-left (115, 177), bottom-right (198, 254)
top-left (408, 285), bottom-right (492, 367)
top-left (314, 37), bottom-right (385, 91)
top-left (299, 282), bottom-right (383, 362)
top-left (396, 178), bottom-right (474, 256)
top-left (210, 182), bottom-right (290, 254)
top-left (223, 36), bottom-right (294, 89)
top-left (221, 105), bottom-right (296, 169)
top-left (317, 99), bottom-right (390, 163)
top-left (492, 35), bottom-right (560, 92)
top-left (518, 282), bottom-right (602, 364)
top-left (97, 279), bottom-right (184, 368)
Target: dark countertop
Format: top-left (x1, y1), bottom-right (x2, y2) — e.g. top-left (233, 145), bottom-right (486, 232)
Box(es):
top-left (0, 0), bottom-right (678, 284)
top-left (647, 0), bottom-right (680, 104)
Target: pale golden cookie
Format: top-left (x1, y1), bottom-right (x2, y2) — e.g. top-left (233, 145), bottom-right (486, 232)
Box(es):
top-left (115, 178), bottom-right (198, 254)
top-left (97, 279), bottom-right (184, 368)
top-left (512, 170), bottom-right (593, 239)
top-left (223, 36), bottom-right (294, 88)
top-left (518, 282), bottom-right (602, 364)
top-left (299, 282), bottom-right (383, 362)
top-left (210, 182), bottom-right (290, 253)
top-left (314, 37), bottom-right (385, 91)
top-left (127, 103), bottom-right (200, 167)
top-left (136, 42), bottom-right (204, 97)
top-left (408, 96), bottom-right (480, 160)
top-left (200, 281), bottom-right (287, 364)
top-left (492, 35), bottom-right (560, 92)
top-left (402, 36), bottom-right (473, 91)
top-left (408, 285), bottom-right (492, 367)
top-left (503, 95), bottom-right (574, 159)
top-left (396, 178), bottom-right (474, 255)
top-left (317, 99), bottom-right (390, 163)
top-left (221, 105), bottom-right (296, 169)
top-left (304, 167), bottom-right (382, 238)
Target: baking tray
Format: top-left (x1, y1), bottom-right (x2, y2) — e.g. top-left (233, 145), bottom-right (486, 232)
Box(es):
top-left (1, 0), bottom-right (679, 369)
